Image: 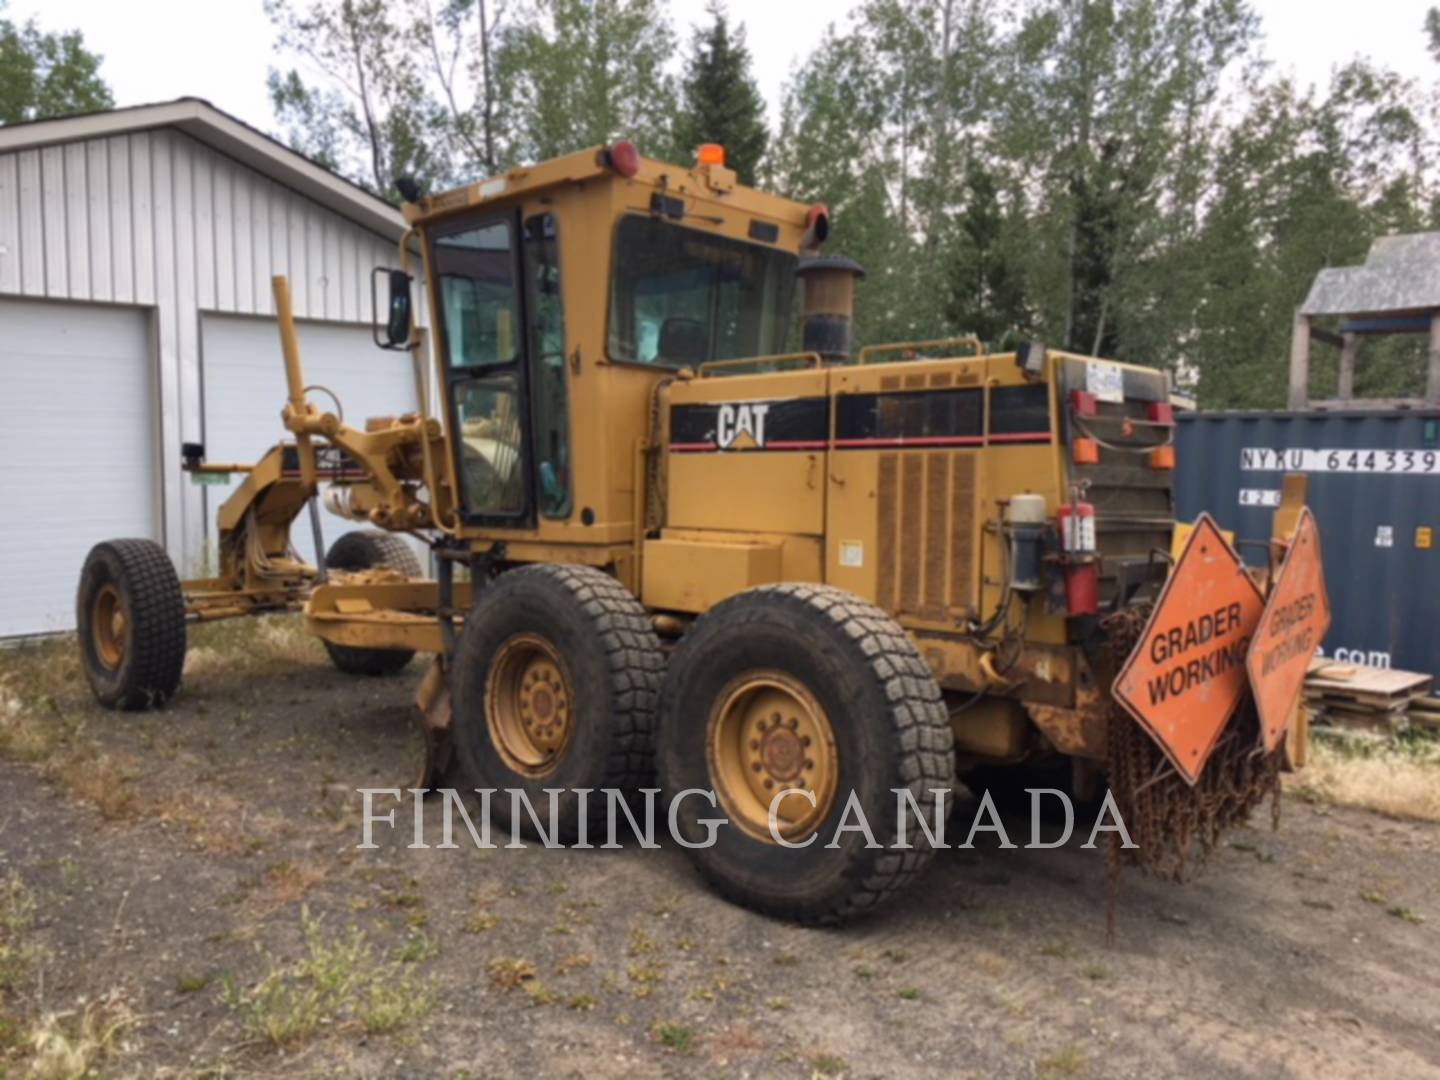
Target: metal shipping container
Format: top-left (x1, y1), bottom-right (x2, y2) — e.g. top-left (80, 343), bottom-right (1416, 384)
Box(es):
top-left (1175, 410), bottom-right (1440, 678)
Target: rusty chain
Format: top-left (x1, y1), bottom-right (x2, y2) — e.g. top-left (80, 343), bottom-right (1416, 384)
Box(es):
top-left (1101, 602), bottom-right (1283, 932)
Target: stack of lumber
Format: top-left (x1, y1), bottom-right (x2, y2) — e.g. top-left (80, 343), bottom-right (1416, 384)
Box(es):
top-left (1304, 660), bottom-right (1435, 737)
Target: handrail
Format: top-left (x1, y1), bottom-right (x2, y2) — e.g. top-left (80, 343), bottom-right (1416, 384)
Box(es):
top-left (697, 352), bottom-right (824, 376)
top-left (858, 336), bottom-right (985, 365)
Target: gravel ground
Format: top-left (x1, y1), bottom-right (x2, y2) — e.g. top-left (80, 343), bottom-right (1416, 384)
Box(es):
top-left (0, 619), bottom-right (1436, 1078)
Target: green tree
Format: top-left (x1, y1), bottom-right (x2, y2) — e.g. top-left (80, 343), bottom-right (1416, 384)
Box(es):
top-left (997, 0), bottom-right (1259, 363)
top-left (0, 2), bottom-right (112, 125)
top-left (670, 1), bottom-right (768, 184)
top-left (496, 0), bottom-right (675, 162)
top-left (945, 160), bottom-right (1030, 347)
top-left (265, 0), bottom-right (450, 197)
top-left (1191, 63), bottom-right (1433, 407)
top-left (772, 2), bottom-right (1002, 347)
top-left (264, 0), bottom-right (513, 198)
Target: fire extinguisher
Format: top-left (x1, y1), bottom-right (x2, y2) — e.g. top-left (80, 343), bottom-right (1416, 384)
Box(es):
top-left (1058, 493), bottom-right (1099, 617)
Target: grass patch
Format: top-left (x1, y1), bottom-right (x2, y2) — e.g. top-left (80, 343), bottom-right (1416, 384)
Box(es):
top-left (1291, 734), bottom-right (1440, 822)
top-left (26, 989), bottom-right (139, 1079)
top-left (489, 957), bottom-right (538, 990)
top-left (652, 1022), bottom-right (696, 1053)
top-left (1038, 1044), bottom-right (1087, 1080)
top-left (1387, 905), bottom-right (1425, 924)
top-left (175, 972), bottom-right (213, 994)
top-left (0, 875), bottom-right (40, 997)
top-left (462, 911), bottom-right (499, 933)
top-left (222, 908), bottom-right (434, 1048)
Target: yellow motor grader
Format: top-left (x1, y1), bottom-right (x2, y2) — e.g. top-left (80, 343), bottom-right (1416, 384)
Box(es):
top-left (76, 141), bottom-right (1328, 923)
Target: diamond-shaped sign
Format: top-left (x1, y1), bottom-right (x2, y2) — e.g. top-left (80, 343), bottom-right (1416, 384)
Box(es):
top-left (1112, 514), bottom-right (1265, 786)
top-left (1247, 507), bottom-right (1330, 753)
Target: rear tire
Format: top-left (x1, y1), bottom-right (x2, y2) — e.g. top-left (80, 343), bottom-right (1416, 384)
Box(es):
top-left (77, 539), bottom-right (186, 710)
top-left (450, 564), bottom-right (663, 842)
top-left (322, 530), bottom-right (422, 676)
top-left (657, 584), bottom-right (956, 925)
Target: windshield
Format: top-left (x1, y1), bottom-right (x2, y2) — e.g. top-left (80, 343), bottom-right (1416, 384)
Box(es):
top-left (607, 216), bottom-right (797, 367)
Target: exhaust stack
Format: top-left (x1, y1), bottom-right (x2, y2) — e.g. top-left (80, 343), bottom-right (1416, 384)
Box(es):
top-left (796, 256), bottom-right (866, 364)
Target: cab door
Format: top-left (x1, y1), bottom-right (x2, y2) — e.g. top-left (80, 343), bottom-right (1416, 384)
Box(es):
top-left (429, 211), bottom-right (537, 527)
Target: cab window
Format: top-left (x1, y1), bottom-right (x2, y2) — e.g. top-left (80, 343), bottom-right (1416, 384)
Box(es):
top-left (433, 217), bottom-right (528, 519)
top-left (607, 216), bottom-right (797, 367)
top-left (436, 221), bottom-right (519, 368)
top-left (524, 213), bottom-right (571, 518)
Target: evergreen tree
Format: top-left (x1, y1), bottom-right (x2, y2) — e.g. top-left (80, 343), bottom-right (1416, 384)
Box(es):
top-left (671, 2), bottom-right (768, 184)
top-left (945, 160), bottom-right (1030, 348)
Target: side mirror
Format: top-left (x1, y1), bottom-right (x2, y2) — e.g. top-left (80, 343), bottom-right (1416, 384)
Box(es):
top-left (372, 267), bottom-right (414, 350)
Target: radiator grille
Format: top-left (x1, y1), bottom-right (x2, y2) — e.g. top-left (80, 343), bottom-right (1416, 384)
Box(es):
top-left (876, 451), bottom-right (979, 622)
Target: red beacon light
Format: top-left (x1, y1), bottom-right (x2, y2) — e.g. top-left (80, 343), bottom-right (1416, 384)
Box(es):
top-left (601, 140), bottom-right (640, 179)
top-left (803, 203), bottom-right (830, 248)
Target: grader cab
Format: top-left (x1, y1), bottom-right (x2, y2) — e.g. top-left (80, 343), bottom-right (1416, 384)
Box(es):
top-left (76, 141), bottom-right (1327, 923)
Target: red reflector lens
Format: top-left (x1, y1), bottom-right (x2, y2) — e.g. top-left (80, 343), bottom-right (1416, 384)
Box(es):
top-left (605, 140), bottom-right (640, 179)
top-left (1070, 390), bottom-right (1098, 417)
top-left (1147, 401), bottom-right (1175, 426)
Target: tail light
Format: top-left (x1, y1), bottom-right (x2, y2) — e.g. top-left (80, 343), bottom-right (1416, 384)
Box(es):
top-left (1150, 445), bottom-right (1176, 470)
top-left (1070, 390), bottom-right (1098, 417)
top-left (1147, 401), bottom-right (1175, 426)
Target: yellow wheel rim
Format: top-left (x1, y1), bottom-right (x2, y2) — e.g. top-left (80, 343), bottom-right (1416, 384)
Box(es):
top-left (485, 634), bottom-right (574, 778)
top-left (707, 670), bottom-right (839, 844)
top-left (93, 583), bottom-right (127, 671)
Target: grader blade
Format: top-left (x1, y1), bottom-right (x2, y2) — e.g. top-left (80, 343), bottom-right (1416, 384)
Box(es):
top-left (1111, 514), bottom-right (1265, 785)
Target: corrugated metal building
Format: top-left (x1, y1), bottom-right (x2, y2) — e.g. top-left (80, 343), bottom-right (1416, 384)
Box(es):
top-left (1176, 410), bottom-right (1440, 677)
top-left (0, 99), bottom-right (422, 636)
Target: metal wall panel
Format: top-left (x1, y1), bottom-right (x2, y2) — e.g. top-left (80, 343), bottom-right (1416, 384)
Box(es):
top-left (0, 127), bottom-right (402, 578)
top-left (1176, 411), bottom-right (1440, 676)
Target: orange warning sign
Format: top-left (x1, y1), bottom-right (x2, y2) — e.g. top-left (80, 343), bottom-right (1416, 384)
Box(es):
top-left (1112, 514), bottom-right (1265, 786)
top-left (1247, 508), bottom-right (1330, 753)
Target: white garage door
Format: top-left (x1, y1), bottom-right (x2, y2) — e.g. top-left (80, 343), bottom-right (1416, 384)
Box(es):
top-left (200, 315), bottom-right (425, 568)
top-left (0, 298), bottom-right (157, 637)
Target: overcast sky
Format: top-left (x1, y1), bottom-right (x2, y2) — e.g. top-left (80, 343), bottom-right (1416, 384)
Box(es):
top-left (9, 0), bottom-right (1437, 139)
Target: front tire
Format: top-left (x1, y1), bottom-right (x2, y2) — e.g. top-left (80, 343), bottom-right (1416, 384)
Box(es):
top-left (658, 584), bottom-right (956, 925)
top-left (77, 539), bottom-right (186, 710)
top-left (450, 564), bottom-right (663, 841)
top-left (322, 530), bottom-right (423, 676)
